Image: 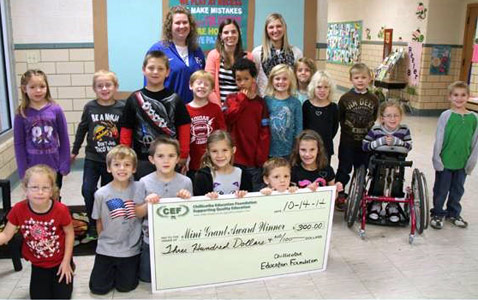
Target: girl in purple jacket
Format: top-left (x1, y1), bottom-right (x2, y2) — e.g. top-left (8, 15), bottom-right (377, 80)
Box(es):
top-left (14, 69), bottom-right (70, 192)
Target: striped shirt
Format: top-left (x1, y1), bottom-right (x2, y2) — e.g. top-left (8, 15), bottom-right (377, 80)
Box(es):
top-left (362, 124), bottom-right (412, 152)
top-left (218, 59), bottom-right (239, 103)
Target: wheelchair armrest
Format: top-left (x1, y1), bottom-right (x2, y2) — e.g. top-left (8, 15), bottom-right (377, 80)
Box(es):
top-left (371, 158), bottom-right (413, 167)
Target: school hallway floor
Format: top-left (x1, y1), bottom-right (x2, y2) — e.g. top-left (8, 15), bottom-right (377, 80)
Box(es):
top-left (1, 114), bottom-right (478, 299)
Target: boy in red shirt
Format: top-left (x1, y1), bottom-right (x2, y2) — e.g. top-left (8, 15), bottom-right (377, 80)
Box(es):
top-left (224, 58), bottom-right (271, 191)
top-left (186, 70), bottom-right (226, 179)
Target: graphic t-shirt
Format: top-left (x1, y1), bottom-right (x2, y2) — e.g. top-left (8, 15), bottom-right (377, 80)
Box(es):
top-left (92, 181), bottom-right (144, 257)
top-left (7, 200), bottom-right (72, 268)
top-left (213, 167), bottom-right (243, 195)
top-left (13, 103), bottom-right (70, 178)
top-left (72, 100), bottom-right (125, 162)
top-left (186, 102), bottom-right (226, 170)
top-left (291, 164), bottom-right (335, 188)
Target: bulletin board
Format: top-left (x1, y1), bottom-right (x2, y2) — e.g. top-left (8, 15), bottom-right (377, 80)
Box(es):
top-left (326, 21), bottom-right (362, 65)
top-left (170, 0), bottom-right (249, 51)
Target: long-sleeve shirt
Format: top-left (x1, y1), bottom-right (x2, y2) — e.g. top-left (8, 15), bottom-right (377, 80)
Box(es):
top-left (303, 100), bottom-right (339, 157)
top-left (118, 88), bottom-right (191, 160)
top-left (223, 92), bottom-right (270, 167)
top-left (338, 89), bottom-right (379, 146)
top-left (14, 103), bottom-right (70, 178)
top-left (362, 124), bottom-right (412, 152)
top-left (265, 95), bottom-right (303, 157)
top-left (432, 109), bottom-right (478, 174)
top-left (72, 99), bottom-right (125, 162)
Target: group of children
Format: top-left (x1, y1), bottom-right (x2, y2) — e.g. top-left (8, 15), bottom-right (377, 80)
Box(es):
top-left (0, 47), bottom-right (477, 298)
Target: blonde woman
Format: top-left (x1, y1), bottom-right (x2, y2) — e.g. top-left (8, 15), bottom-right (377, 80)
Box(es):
top-left (252, 13), bottom-right (303, 96)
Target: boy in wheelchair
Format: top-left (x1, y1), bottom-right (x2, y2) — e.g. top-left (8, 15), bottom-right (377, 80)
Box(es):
top-left (362, 101), bottom-right (412, 223)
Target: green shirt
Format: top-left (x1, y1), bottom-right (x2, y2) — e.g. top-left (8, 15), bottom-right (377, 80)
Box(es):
top-left (441, 112), bottom-right (478, 170)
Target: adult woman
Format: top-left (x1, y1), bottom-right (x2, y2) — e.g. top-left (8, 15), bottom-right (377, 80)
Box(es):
top-left (147, 6), bottom-right (205, 103)
top-left (205, 19), bottom-right (253, 106)
top-left (252, 13), bottom-right (303, 96)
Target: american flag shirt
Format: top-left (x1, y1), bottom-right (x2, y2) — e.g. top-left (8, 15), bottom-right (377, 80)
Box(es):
top-left (92, 181), bottom-right (145, 257)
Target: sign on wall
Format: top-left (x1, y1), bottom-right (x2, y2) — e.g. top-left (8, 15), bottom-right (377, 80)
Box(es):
top-left (326, 21), bottom-right (362, 65)
top-left (170, 0), bottom-right (249, 51)
top-left (407, 41), bottom-right (422, 86)
top-left (148, 188), bottom-right (336, 292)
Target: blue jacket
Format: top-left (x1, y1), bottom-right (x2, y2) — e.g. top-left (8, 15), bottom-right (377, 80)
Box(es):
top-left (147, 41), bottom-right (205, 103)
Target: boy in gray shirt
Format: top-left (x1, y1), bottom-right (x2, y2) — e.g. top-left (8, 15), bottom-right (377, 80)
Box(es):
top-left (89, 145), bottom-right (144, 295)
top-left (135, 136), bottom-right (193, 282)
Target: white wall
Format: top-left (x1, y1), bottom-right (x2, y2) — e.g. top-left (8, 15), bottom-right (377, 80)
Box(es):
top-left (327, 0), bottom-right (430, 43)
top-left (317, 0), bottom-right (327, 43)
top-left (11, 0), bottom-right (93, 43)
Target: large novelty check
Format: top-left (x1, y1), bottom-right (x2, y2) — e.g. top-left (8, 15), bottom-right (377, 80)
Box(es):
top-left (148, 187), bottom-right (336, 292)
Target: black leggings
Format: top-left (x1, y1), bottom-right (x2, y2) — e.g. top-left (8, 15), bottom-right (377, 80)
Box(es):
top-left (30, 264), bottom-right (73, 299)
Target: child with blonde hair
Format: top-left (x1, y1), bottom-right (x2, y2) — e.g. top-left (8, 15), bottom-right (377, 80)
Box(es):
top-left (335, 63), bottom-right (379, 210)
top-left (302, 71), bottom-right (339, 163)
top-left (362, 100), bottom-right (412, 222)
top-left (186, 70), bottom-right (226, 179)
top-left (194, 130), bottom-right (251, 197)
top-left (0, 165), bottom-right (74, 299)
top-left (14, 70), bottom-right (70, 190)
top-left (71, 70), bottom-right (125, 242)
top-left (89, 145), bottom-right (144, 294)
top-left (264, 64), bottom-right (302, 158)
top-left (260, 157), bottom-right (298, 194)
top-left (294, 57), bottom-right (317, 103)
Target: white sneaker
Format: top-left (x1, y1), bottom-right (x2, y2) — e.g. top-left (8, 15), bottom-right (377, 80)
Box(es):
top-left (368, 203), bottom-right (381, 220)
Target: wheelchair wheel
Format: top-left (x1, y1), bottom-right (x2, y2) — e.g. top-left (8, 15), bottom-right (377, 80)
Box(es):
top-left (346, 165), bottom-right (366, 228)
top-left (412, 169), bottom-right (427, 234)
top-left (420, 171), bottom-right (430, 230)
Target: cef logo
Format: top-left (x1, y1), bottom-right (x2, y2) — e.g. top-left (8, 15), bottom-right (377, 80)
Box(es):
top-left (156, 205), bottom-right (189, 219)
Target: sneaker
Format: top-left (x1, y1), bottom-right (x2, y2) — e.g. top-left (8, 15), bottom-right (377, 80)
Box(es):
top-left (368, 202), bottom-right (381, 220)
top-left (335, 193), bottom-right (347, 211)
top-left (446, 216), bottom-right (468, 228)
top-left (430, 215), bottom-right (444, 229)
top-left (73, 240), bottom-right (80, 247)
top-left (80, 233), bottom-right (98, 244)
top-left (386, 203), bottom-right (400, 223)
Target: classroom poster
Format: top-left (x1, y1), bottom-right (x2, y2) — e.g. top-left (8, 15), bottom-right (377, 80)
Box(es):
top-left (326, 21), bottom-right (362, 65)
top-left (429, 45), bottom-right (451, 75)
top-left (170, 0), bottom-right (248, 51)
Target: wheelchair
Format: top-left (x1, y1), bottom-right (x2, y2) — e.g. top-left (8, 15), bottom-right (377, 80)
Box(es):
top-left (344, 145), bottom-right (429, 244)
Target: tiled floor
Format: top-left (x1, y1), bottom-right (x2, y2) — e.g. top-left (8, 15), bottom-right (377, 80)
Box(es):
top-left (2, 114), bottom-right (478, 299)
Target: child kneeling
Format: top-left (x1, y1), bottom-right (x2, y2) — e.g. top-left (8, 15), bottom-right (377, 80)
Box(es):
top-left (89, 145), bottom-right (144, 294)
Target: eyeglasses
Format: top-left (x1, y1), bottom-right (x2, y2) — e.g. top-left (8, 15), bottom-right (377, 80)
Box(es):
top-left (27, 186), bottom-right (52, 192)
top-left (95, 82), bottom-right (114, 90)
top-left (382, 114), bottom-right (401, 119)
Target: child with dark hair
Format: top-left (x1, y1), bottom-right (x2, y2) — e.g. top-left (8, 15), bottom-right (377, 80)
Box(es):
top-left (223, 58), bottom-right (270, 191)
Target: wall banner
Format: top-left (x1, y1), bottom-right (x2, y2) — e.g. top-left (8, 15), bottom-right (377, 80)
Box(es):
top-left (148, 187), bottom-right (336, 292)
top-left (170, 0), bottom-right (248, 51)
top-left (407, 41), bottom-right (422, 86)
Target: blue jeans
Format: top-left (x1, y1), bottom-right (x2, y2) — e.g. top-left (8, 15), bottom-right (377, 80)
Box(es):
top-left (431, 169), bottom-right (467, 218)
top-left (82, 159), bottom-right (113, 231)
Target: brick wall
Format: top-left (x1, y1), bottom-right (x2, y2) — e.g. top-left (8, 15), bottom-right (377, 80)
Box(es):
top-left (324, 42), bottom-right (462, 112)
top-left (14, 47), bottom-right (95, 155)
top-left (0, 47), bottom-right (95, 180)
